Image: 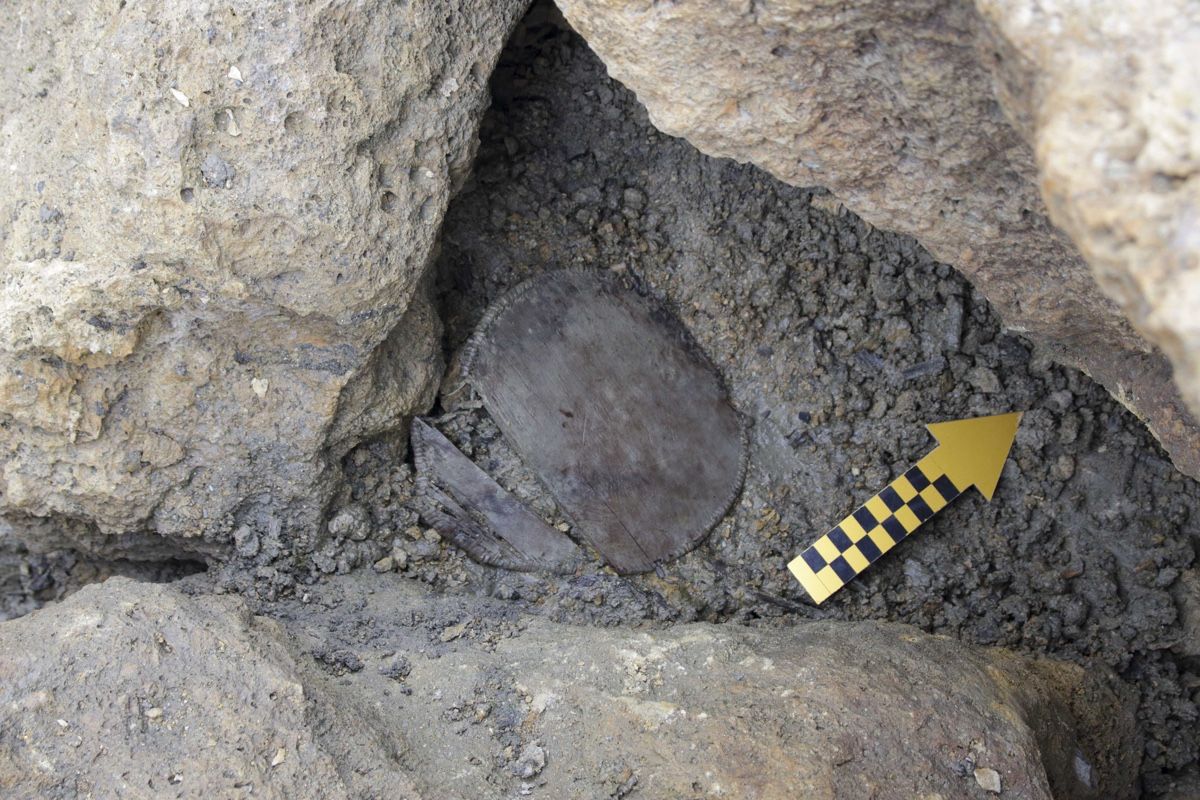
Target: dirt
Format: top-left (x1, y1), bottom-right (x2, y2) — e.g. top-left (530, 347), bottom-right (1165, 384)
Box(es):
top-left (0, 542), bottom-right (204, 621)
top-left (2, 3), bottom-right (1197, 796)
top-left (391, 5), bottom-right (1196, 794)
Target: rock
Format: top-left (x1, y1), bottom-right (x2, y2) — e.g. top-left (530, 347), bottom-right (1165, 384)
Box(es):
top-left (1172, 568), bottom-right (1200, 658)
top-left (439, 620), bottom-right (470, 642)
top-left (378, 655), bottom-right (412, 682)
top-left (0, 577), bottom-right (419, 798)
top-left (407, 539), bottom-right (441, 561)
top-left (968, 366), bottom-right (1003, 394)
top-left (0, 572), bottom-right (1142, 798)
top-left (0, 0), bottom-right (526, 558)
top-left (328, 505), bottom-right (370, 542)
top-left (311, 646), bottom-right (365, 676)
top-left (199, 153), bottom-right (235, 189)
top-left (271, 574), bottom-right (1140, 800)
top-left (511, 742), bottom-right (547, 778)
top-left (975, 2), bottom-right (1200, 474)
top-left (232, 525), bottom-right (260, 558)
top-left (554, 0), bottom-right (1200, 479)
top-left (975, 766), bottom-right (1003, 793)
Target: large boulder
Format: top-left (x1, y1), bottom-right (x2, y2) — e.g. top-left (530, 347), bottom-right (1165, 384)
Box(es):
top-left (0, 573), bottom-right (1141, 799)
top-left (974, 0), bottom-right (1200, 470)
top-left (0, 575), bottom-right (1141, 798)
top-left (0, 0), bottom-right (526, 557)
top-left (271, 576), bottom-right (1140, 798)
top-left (553, 0), bottom-right (1200, 480)
top-left (0, 577), bottom-right (419, 799)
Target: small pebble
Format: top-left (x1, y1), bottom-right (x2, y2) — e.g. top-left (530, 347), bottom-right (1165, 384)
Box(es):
top-left (511, 743), bottom-right (546, 778)
top-left (328, 505), bottom-right (370, 541)
top-left (202, 153), bottom-right (236, 189)
top-left (391, 547), bottom-right (409, 569)
top-left (378, 655), bottom-right (412, 682)
top-left (169, 88), bottom-right (190, 107)
top-left (233, 525), bottom-right (260, 558)
top-left (1073, 750), bottom-right (1093, 788)
top-left (967, 366), bottom-right (1001, 394)
top-left (271, 748), bottom-right (287, 767)
top-left (1050, 453), bottom-right (1075, 481)
top-left (974, 766), bottom-right (1002, 794)
top-left (440, 621), bottom-right (469, 642)
top-left (145, 707), bottom-right (163, 720)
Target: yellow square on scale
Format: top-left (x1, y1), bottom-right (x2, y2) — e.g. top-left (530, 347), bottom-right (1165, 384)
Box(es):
top-left (843, 546), bottom-right (869, 572)
top-left (867, 526), bottom-right (895, 555)
top-left (841, 516), bottom-right (868, 542)
top-left (813, 536), bottom-right (840, 563)
top-left (788, 555), bottom-right (834, 604)
top-left (864, 495), bottom-right (891, 522)
top-left (893, 477), bottom-right (917, 502)
top-left (920, 486), bottom-right (948, 513)
top-left (895, 505), bottom-right (921, 532)
top-left (816, 565), bottom-right (844, 590)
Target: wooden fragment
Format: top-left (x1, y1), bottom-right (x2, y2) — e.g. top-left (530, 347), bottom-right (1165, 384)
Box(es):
top-left (412, 418), bottom-right (582, 574)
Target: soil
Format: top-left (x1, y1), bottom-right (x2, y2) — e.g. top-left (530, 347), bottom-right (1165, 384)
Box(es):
top-left (411, 5), bottom-right (1197, 794)
top-left (0, 542), bottom-right (204, 620)
top-left (2, 3), bottom-right (1197, 796)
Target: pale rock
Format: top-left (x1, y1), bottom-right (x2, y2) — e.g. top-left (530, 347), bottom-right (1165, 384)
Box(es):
top-left (975, 766), bottom-right (1003, 793)
top-left (327, 505), bottom-right (370, 542)
top-left (0, 578), bottom-right (417, 797)
top-left (0, 575), bottom-right (1141, 800)
top-left (0, 0), bottom-right (527, 558)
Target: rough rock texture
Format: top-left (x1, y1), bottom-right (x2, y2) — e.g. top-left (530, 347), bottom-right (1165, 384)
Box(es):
top-left (974, 1), bottom-right (1200, 464)
top-left (553, 0), bottom-right (1200, 480)
top-left (0, 574), bottom-right (1140, 799)
top-left (0, 577), bottom-right (420, 799)
top-left (279, 575), bottom-right (1141, 799)
top-left (0, 0), bottom-right (525, 557)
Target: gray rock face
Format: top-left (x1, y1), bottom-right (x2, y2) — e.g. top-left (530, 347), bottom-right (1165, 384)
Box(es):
top-left (554, 0), bottom-right (1200, 479)
top-left (0, 577), bottom-right (419, 799)
top-left (0, 0), bottom-right (526, 556)
top-left (0, 574), bottom-right (1139, 799)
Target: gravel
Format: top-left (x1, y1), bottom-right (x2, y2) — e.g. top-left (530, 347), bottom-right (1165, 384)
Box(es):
top-left (361, 5), bottom-right (1193, 793)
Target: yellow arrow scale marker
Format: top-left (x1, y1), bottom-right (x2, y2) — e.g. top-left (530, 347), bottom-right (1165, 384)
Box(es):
top-left (789, 412), bottom-right (1022, 605)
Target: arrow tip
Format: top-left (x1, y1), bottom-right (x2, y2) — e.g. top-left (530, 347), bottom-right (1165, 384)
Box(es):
top-left (926, 411), bottom-right (1022, 500)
